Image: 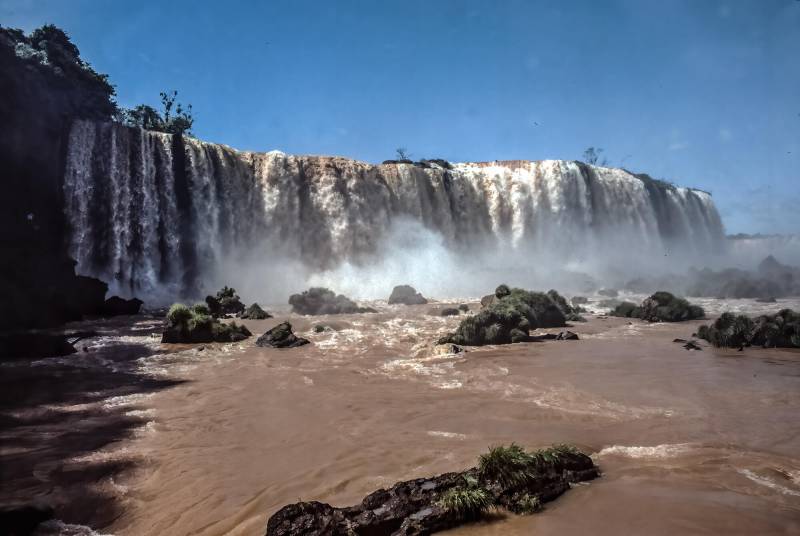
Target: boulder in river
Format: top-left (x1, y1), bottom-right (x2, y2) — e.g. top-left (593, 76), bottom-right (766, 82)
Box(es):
top-left (102, 296), bottom-right (143, 316)
top-left (0, 333), bottom-right (76, 359)
top-left (388, 285), bottom-right (428, 305)
top-left (161, 303), bottom-right (251, 343)
top-left (265, 444), bottom-right (598, 535)
top-left (697, 309), bottom-right (800, 349)
top-left (256, 321), bottom-right (310, 348)
top-left (240, 303), bottom-right (272, 320)
top-left (289, 287), bottom-right (376, 315)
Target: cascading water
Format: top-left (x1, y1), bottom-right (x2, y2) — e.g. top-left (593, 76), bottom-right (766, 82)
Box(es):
top-left (63, 120), bottom-right (726, 301)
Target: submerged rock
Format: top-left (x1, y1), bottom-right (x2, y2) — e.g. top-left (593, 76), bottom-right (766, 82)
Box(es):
top-left (265, 444), bottom-right (598, 536)
top-left (102, 296), bottom-right (143, 316)
top-left (256, 322), bottom-right (310, 348)
top-left (161, 303), bottom-right (251, 343)
top-left (289, 287), bottom-right (376, 315)
top-left (205, 286), bottom-right (245, 318)
top-left (388, 285), bottom-right (428, 305)
top-left (241, 303), bottom-right (272, 320)
top-left (439, 285), bottom-right (567, 346)
top-left (611, 292), bottom-right (704, 322)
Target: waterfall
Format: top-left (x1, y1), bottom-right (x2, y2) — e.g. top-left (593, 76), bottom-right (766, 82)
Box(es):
top-left (63, 120), bottom-right (726, 300)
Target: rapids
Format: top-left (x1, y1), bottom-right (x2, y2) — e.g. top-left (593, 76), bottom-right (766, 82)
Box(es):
top-left (63, 121), bottom-right (725, 302)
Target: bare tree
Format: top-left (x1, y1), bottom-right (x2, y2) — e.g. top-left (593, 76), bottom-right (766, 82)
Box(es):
top-left (583, 147), bottom-right (608, 166)
top-left (395, 147), bottom-right (411, 161)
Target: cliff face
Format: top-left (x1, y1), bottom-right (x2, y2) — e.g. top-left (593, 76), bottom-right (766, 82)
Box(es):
top-left (63, 120), bottom-right (725, 299)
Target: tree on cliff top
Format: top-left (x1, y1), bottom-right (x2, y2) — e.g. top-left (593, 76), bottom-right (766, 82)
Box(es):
top-left (582, 147), bottom-right (608, 166)
top-left (122, 90), bottom-right (195, 136)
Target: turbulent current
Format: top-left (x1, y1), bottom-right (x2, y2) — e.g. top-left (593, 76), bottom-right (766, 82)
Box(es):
top-left (63, 120), bottom-right (725, 301)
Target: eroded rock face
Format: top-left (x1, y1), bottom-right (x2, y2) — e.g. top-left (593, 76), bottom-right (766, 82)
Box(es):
top-left (289, 288), bottom-right (376, 315)
top-left (255, 322), bottom-right (310, 348)
top-left (265, 448), bottom-right (598, 536)
top-left (388, 285), bottom-right (428, 305)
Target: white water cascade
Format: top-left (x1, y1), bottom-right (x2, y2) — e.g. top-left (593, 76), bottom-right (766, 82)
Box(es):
top-left (63, 120), bottom-right (726, 301)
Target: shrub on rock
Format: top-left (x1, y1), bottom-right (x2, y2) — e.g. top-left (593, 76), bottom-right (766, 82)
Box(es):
top-left (289, 287), bottom-right (376, 315)
top-left (439, 285), bottom-right (567, 346)
top-left (205, 286), bottom-right (245, 317)
top-left (697, 309), bottom-right (800, 349)
top-left (388, 285), bottom-right (428, 305)
top-left (611, 292), bottom-right (704, 322)
top-left (162, 302), bottom-right (251, 343)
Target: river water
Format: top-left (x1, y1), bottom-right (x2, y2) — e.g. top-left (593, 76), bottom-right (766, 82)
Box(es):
top-left (2, 297), bottom-right (799, 535)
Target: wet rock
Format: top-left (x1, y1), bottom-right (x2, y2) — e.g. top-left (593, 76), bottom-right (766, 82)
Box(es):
top-left (0, 503), bottom-right (54, 535)
top-left (256, 322), bottom-right (310, 348)
top-left (241, 303), bottom-right (272, 320)
top-left (480, 294), bottom-right (497, 308)
top-left (101, 296), bottom-right (143, 316)
top-left (683, 341), bottom-right (702, 351)
top-left (439, 308), bottom-right (460, 317)
top-left (289, 287), bottom-right (376, 315)
top-left (388, 285), bottom-right (428, 305)
top-left (161, 303), bottom-right (251, 343)
top-left (556, 331), bottom-right (579, 341)
top-left (673, 338), bottom-right (688, 343)
top-left (458, 304), bottom-right (469, 312)
top-left (0, 333), bottom-right (76, 359)
top-left (265, 445), bottom-right (598, 536)
top-left (205, 286), bottom-right (245, 318)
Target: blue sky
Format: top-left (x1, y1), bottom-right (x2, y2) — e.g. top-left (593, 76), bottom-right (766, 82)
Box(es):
top-left (3, 0), bottom-right (799, 234)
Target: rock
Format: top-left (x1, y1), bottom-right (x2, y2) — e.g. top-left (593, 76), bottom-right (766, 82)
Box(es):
top-left (480, 294), bottom-right (497, 308)
top-left (102, 296), bottom-right (143, 316)
top-left (161, 303), bottom-right (251, 343)
top-left (598, 288), bottom-right (619, 298)
top-left (312, 325), bottom-right (326, 333)
top-left (683, 341), bottom-right (702, 351)
top-left (0, 503), bottom-right (54, 535)
top-left (241, 303), bottom-right (272, 319)
top-left (755, 297), bottom-right (777, 303)
top-left (265, 444), bottom-right (598, 536)
top-left (439, 286), bottom-right (567, 346)
top-left (571, 296), bottom-right (589, 305)
top-left (388, 285), bottom-right (428, 305)
top-left (431, 343), bottom-right (465, 356)
top-left (556, 331), bottom-right (579, 340)
top-left (0, 333), bottom-right (76, 359)
top-left (673, 338), bottom-right (688, 343)
top-left (256, 322), bottom-right (310, 348)
top-left (611, 292), bottom-right (704, 322)
top-left (205, 286), bottom-right (245, 318)
top-left (458, 304), bottom-right (469, 312)
top-left (440, 308), bottom-right (460, 317)
top-left (289, 287), bottom-right (376, 315)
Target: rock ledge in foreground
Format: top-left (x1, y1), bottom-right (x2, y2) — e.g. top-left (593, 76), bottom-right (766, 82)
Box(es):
top-left (265, 444), bottom-right (598, 535)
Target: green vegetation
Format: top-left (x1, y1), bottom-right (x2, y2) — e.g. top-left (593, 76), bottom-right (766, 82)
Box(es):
top-left (697, 309), bottom-right (800, 349)
top-left (512, 493), bottom-right (542, 514)
top-left (440, 285), bottom-right (567, 346)
top-left (437, 484), bottom-right (493, 519)
top-left (122, 90), bottom-right (195, 136)
top-left (205, 286), bottom-right (245, 317)
top-left (611, 291), bottom-right (704, 322)
top-left (162, 302), bottom-right (251, 343)
top-left (478, 444), bottom-right (537, 487)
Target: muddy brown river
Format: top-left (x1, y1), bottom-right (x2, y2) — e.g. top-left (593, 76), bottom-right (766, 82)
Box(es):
top-left (3, 297), bottom-right (800, 535)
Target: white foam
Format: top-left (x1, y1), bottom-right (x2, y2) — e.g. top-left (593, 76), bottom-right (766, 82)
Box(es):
top-left (596, 443), bottom-right (694, 459)
top-left (737, 469), bottom-right (800, 497)
top-left (427, 430), bottom-right (468, 440)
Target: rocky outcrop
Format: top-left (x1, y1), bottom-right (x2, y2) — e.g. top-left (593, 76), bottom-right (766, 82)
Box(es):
top-left (0, 333), bottom-right (77, 359)
top-left (289, 288), bottom-right (376, 315)
top-left (611, 292), bottom-right (704, 322)
top-left (241, 303), bottom-right (272, 320)
top-left (388, 285), bottom-right (428, 305)
top-left (697, 309), bottom-right (800, 349)
top-left (265, 444), bottom-right (598, 536)
top-left (255, 322), bottom-right (310, 348)
top-left (161, 303), bottom-right (251, 343)
top-left (102, 296), bottom-right (143, 316)
top-left (440, 286), bottom-right (567, 346)
top-left (0, 503), bottom-right (54, 535)
top-left (205, 286), bottom-right (245, 318)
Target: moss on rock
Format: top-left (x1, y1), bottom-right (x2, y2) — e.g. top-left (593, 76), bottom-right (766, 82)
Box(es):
top-left (162, 302), bottom-right (251, 343)
top-left (611, 291), bottom-right (704, 322)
